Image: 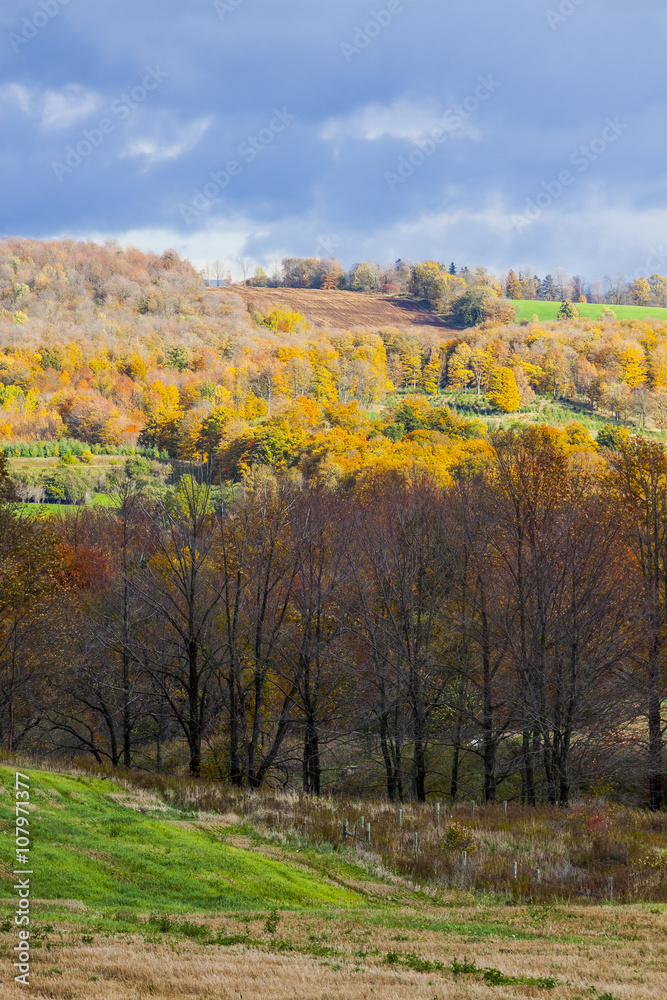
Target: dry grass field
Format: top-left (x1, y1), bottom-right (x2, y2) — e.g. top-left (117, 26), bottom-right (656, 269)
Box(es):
top-left (208, 285), bottom-right (453, 333)
top-left (3, 902), bottom-right (665, 999)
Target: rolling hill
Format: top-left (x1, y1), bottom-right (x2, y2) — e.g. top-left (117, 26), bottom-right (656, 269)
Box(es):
top-left (208, 285), bottom-right (453, 332)
top-left (512, 298), bottom-right (667, 322)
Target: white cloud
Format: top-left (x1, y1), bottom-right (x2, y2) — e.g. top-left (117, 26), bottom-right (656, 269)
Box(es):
top-left (320, 98), bottom-right (481, 144)
top-left (58, 219), bottom-right (254, 273)
top-left (122, 116), bottom-right (213, 164)
top-left (0, 83), bottom-right (31, 114)
top-left (42, 84), bottom-right (101, 129)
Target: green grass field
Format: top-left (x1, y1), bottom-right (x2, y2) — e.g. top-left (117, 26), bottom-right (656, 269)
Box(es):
top-left (512, 299), bottom-right (667, 322)
top-left (18, 494), bottom-right (120, 518)
top-left (0, 767), bottom-right (365, 913)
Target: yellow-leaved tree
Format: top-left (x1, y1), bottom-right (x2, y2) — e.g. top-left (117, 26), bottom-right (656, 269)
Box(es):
top-left (420, 348), bottom-right (441, 394)
top-left (649, 344), bottom-right (667, 391)
top-left (447, 343), bottom-right (473, 391)
top-left (616, 344), bottom-right (647, 388)
top-left (487, 367), bottom-right (521, 412)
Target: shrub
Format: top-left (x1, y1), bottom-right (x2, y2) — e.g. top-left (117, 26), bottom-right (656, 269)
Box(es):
top-left (443, 822), bottom-right (477, 852)
top-left (43, 467), bottom-right (89, 503)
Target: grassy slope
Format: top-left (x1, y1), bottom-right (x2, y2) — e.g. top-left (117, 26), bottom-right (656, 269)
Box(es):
top-left (0, 767), bottom-right (366, 912)
top-left (512, 299), bottom-right (667, 322)
top-left (437, 390), bottom-right (662, 438)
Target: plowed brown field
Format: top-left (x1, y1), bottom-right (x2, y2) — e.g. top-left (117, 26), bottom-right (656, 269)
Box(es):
top-left (208, 285), bottom-right (453, 333)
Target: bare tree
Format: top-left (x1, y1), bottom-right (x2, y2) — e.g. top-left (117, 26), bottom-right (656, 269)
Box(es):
top-left (217, 475), bottom-right (300, 787)
top-left (607, 437), bottom-right (667, 810)
top-left (351, 473), bottom-right (455, 802)
top-left (131, 479), bottom-right (224, 776)
top-left (278, 490), bottom-right (351, 795)
top-left (236, 256), bottom-right (252, 286)
top-left (212, 259), bottom-right (230, 286)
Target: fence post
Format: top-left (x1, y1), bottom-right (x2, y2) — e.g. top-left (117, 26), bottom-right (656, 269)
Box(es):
top-left (462, 850), bottom-right (467, 867)
top-left (470, 800), bottom-right (475, 820)
top-left (608, 876), bottom-right (614, 900)
top-left (435, 802), bottom-right (440, 827)
top-left (398, 808), bottom-right (403, 828)
top-left (360, 815), bottom-right (364, 830)
top-left (366, 822), bottom-right (371, 845)
top-left (512, 861), bottom-right (518, 880)
top-left (535, 868), bottom-right (541, 883)
top-left (503, 800), bottom-right (508, 818)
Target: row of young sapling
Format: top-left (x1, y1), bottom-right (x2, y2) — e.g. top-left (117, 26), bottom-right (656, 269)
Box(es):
top-left (339, 799), bottom-right (617, 900)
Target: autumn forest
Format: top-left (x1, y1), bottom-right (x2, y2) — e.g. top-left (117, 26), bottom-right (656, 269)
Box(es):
top-left (1, 238), bottom-right (667, 813)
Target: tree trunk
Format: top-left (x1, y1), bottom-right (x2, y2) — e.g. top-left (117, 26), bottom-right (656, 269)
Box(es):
top-left (379, 709), bottom-right (399, 801)
top-left (122, 650), bottom-right (131, 768)
top-left (413, 715), bottom-right (427, 803)
top-left (648, 647), bottom-right (664, 810)
top-left (302, 715), bottom-right (321, 795)
top-left (480, 584), bottom-right (496, 802)
top-left (523, 726), bottom-right (536, 806)
top-left (450, 677), bottom-right (466, 802)
top-left (188, 639), bottom-right (203, 777)
top-left (228, 668), bottom-right (242, 786)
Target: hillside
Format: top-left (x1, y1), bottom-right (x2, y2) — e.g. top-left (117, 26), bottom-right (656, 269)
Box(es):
top-left (208, 284), bottom-right (452, 333)
top-left (5, 238), bottom-right (667, 505)
top-left (513, 299), bottom-right (667, 322)
top-left (214, 286), bottom-right (667, 328)
top-left (1, 764), bottom-right (666, 999)
top-left (0, 766), bottom-right (369, 912)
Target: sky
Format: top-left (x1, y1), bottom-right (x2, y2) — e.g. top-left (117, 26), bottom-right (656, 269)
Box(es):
top-left (0, 0), bottom-right (665, 283)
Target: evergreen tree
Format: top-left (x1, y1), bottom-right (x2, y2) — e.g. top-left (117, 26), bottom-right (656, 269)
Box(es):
top-left (541, 274), bottom-right (557, 300)
top-left (557, 299), bottom-right (580, 320)
top-left (0, 450), bottom-right (16, 502)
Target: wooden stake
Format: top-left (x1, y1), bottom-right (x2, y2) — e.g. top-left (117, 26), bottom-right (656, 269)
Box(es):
top-left (398, 808), bottom-right (402, 828)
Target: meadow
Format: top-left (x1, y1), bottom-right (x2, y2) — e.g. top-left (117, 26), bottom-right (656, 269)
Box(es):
top-left (511, 300), bottom-right (667, 323)
top-left (1, 765), bottom-right (666, 999)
